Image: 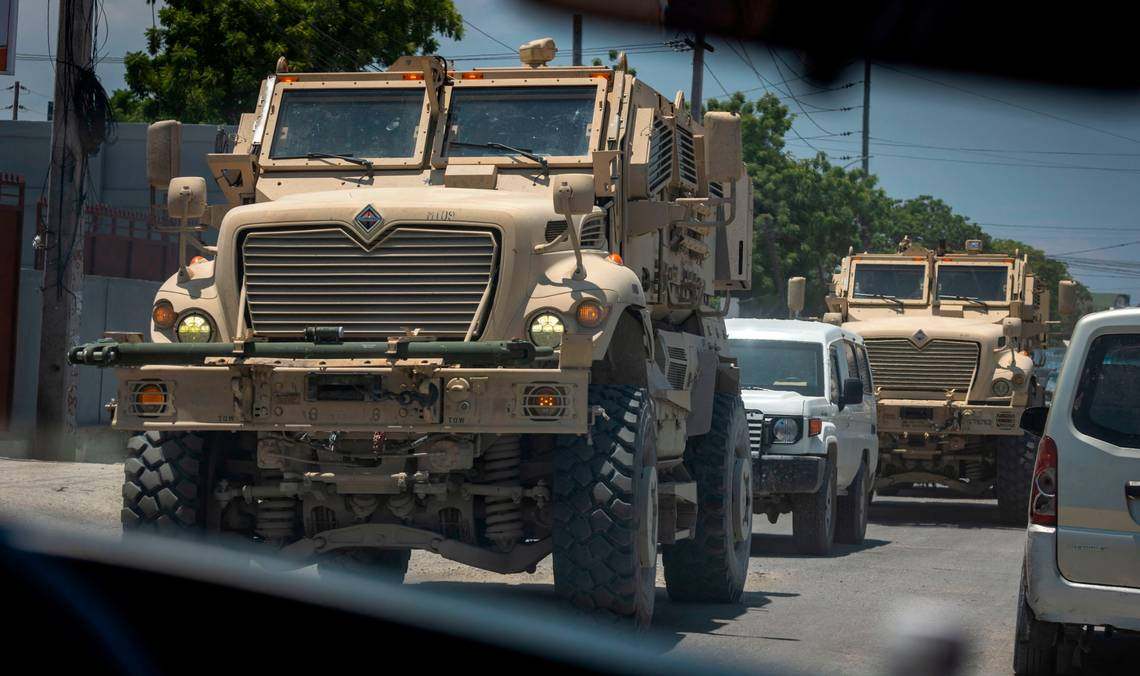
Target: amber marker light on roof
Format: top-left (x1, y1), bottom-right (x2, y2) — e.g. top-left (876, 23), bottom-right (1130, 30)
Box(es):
top-left (402, 73), bottom-right (424, 80)
top-left (461, 71), bottom-right (484, 80)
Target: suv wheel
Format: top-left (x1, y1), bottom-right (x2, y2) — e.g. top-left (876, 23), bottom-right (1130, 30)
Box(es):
top-left (662, 394), bottom-right (752, 603)
top-left (836, 456), bottom-right (869, 545)
top-left (1014, 568), bottom-right (1058, 675)
top-left (792, 455), bottom-right (836, 555)
top-left (998, 434), bottom-right (1038, 526)
top-left (552, 385), bottom-right (658, 628)
top-left (122, 431), bottom-right (211, 534)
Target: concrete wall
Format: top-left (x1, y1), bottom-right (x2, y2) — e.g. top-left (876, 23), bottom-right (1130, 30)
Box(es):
top-left (0, 121), bottom-right (227, 441)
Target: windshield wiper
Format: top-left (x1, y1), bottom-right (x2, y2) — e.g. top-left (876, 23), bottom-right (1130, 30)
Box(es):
top-left (303, 152), bottom-right (374, 171)
top-left (940, 294), bottom-right (990, 310)
top-left (450, 141), bottom-right (550, 175)
top-left (868, 293), bottom-right (905, 309)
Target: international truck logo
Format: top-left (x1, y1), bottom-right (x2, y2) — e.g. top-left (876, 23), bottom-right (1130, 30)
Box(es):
top-left (354, 205), bottom-right (383, 231)
top-left (912, 329), bottom-right (928, 345)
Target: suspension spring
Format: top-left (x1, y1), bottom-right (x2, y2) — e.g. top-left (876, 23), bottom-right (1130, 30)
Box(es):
top-left (481, 435), bottom-right (524, 551)
top-left (255, 498), bottom-right (299, 542)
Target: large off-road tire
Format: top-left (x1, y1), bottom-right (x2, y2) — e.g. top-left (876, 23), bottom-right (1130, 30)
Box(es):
top-left (317, 548), bottom-right (411, 583)
top-left (121, 431), bottom-right (210, 534)
top-left (1013, 569), bottom-right (1059, 675)
top-left (792, 454), bottom-right (837, 555)
top-left (997, 434), bottom-right (1038, 526)
top-left (836, 456), bottom-right (869, 545)
top-left (552, 385), bottom-right (658, 628)
top-left (662, 393), bottom-right (752, 603)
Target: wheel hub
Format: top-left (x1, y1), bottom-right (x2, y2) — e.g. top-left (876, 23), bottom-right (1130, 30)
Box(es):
top-left (637, 466), bottom-right (659, 564)
top-left (732, 457), bottom-right (753, 543)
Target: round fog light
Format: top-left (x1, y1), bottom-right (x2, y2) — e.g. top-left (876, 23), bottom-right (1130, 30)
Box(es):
top-left (991, 378), bottom-right (1013, 397)
top-left (528, 312), bottom-right (565, 348)
top-left (176, 313), bottom-right (214, 343)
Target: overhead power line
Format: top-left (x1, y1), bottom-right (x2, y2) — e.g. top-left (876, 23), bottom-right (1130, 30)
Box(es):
top-left (462, 18), bottom-right (517, 54)
top-left (874, 62), bottom-right (1140, 146)
top-left (1050, 240), bottom-right (1140, 257)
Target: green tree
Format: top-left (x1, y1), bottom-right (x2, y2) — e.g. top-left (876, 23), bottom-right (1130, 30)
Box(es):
top-left (113, 0), bottom-right (463, 124)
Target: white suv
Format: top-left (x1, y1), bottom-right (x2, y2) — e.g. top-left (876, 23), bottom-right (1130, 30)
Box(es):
top-left (727, 319), bottom-right (878, 555)
top-left (1014, 308), bottom-right (1140, 674)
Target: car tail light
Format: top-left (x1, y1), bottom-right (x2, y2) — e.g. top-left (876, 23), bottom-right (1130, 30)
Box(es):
top-left (1029, 435), bottom-right (1058, 526)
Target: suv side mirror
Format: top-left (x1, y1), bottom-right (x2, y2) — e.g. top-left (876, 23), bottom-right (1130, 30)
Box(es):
top-left (147, 120), bottom-right (183, 189)
top-left (1058, 280), bottom-right (1077, 316)
top-left (787, 276), bottom-right (806, 317)
top-left (1020, 406), bottom-right (1048, 437)
top-left (551, 174), bottom-right (594, 216)
top-left (703, 112), bottom-right (743, 181)
top-left (841, 378), bottom-right (864, 407)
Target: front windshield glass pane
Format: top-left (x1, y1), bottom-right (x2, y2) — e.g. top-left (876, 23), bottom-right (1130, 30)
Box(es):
top-left (444, 86), bottom-right (596, 158)
top-left (937, 265), bottom-right (1009, 301)
top-left (729, 340), bottom-right (824, 396)
top-left (269, 88), bottom-right (424, 160)
top-left (852, 264), bottom-right (926, 300)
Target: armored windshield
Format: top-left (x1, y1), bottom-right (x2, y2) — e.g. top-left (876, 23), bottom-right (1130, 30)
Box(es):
top-left (443, 86), bottom-right (596, 159)
top-left (936, 265), bottom-right (1010, 301)
top-left (269, 88), bottom-right (424, 160)
top-left (851, 263), bottom-right (926, 301)
top-left (729, 340), bottom-right (824, 396)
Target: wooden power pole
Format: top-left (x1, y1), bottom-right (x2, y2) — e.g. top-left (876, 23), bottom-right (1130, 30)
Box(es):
top-left (861, 59), bottom-right (871, 174)
top-left (35, 0), bottom-right (96, 460)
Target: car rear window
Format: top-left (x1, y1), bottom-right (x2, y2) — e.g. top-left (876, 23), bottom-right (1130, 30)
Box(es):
top-left (1071, 333), bottom-right (1140, 448)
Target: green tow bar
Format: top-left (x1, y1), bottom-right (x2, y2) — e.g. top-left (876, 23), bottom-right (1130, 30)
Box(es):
top-left (67, 339), bottom-right (554, 368)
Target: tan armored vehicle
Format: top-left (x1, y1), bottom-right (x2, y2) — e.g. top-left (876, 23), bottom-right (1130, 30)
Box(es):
top-left (70, 39), bottom-right (755, 626)
top-left (825, 238), bottom-right (1074, 523)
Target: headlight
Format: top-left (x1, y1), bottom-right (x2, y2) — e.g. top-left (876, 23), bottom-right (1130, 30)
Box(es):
top-left (528, 311), bottom-right (565, 348)
top-left (991, 378), bottom-right (1013, 397)
top-left (176, 313), bottom-right (214, 343)
top-left (771, 417), bottom-right (801, 444)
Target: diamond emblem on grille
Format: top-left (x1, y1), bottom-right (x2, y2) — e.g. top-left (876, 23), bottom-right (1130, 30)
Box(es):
top-left (354, 205), bottom-right (382, 231)
top-left (912, 329), bottom-right (928, 345)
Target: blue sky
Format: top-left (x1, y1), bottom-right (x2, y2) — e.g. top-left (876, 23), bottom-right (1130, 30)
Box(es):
top-left (3, 0), bottom-right (1138, 298)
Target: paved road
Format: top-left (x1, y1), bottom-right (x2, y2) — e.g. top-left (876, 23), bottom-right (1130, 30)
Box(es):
top-left (0, 458), bottom-right (1027, 674)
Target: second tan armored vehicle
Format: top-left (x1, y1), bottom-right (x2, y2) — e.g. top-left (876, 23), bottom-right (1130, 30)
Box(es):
top-left (70, 39), bottom-right (756, 627)
top-left (825, 238), bottom-right (1073, 523)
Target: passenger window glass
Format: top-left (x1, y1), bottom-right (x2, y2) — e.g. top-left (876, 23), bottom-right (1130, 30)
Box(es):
top-left (1071, 334), bottom-right (1140, 448)
top-left (842, 341), bottom-right (860, 382)
top-left (829, 347), bottom-right (841, 403)
top-left (856, 345), bottom-right (874, 394)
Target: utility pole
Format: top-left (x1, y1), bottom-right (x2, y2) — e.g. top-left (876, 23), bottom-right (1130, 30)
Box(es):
top-left (686, 33), bottom-right (713, 123)
top-left (10, 81), bottom-right (19, 120)
top-left (35, 0), bottom-right (96, 460)
top-left (571, 14), bottom-right (582, 66)
top-left (861, 59), bottom-right (871, 174)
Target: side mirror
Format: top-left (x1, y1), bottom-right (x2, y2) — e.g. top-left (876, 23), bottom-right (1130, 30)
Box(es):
top-left (167, 177), bottom-right (207, 220)
top-left (703, 112), bottom-right (743, 181)
top-left (1058, 280), bottom-right (1077, 316)
top-left (551, 174), bottom-right (594, 216)
top-left (1020, 406), bottom-right (1048, 437)
top-left (147, 120), bottom-right (183, 189)
top-left (842, 378), bottom-right (864, 407)
top-left (787, 276), bottom-right (806, 317)
top-left (1002, 317), bottom-right (1022, 341)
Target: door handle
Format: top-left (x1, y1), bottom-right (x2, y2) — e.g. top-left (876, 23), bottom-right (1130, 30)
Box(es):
top-left (1126, 481), bottom-right (1140, 500)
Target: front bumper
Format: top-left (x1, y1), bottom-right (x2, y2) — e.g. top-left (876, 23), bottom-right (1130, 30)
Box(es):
top-left (110, 361), bottom-right (589, 434)
top-left (754, 454), bottom-right (825, 496)
top-left (1024, 524), bottom-right (1140, 632)
top-left (877, 398), bottom-right (1023, 436)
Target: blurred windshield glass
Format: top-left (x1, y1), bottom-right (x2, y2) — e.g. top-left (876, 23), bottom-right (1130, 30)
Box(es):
top-left (937, 265), bottom-right (1010, 301)
top-left (852, 264), bottom-right (926, 300)
top-left (443, 86), bottom-right (596, 158)
top-left (730, 340), bottom-right (824, 396)
top-left (269, 89), bottom-right (424, 160)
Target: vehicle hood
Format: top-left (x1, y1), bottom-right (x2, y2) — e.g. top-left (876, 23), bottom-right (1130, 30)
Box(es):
top-left (842, 314), bottom-right (1003, 343)
top-left (740, 389), bottom-right (806, 416)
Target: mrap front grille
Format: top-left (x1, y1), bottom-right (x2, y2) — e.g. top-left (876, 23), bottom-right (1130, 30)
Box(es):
top-left (864, 338), bottom-right (979, 393)
top-left (241, 226), bottom-right (498, 339)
